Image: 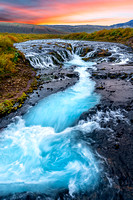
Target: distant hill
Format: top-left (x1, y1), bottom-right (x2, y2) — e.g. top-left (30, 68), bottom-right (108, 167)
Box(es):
top-left (45, 20), bottom-right (133, 33)
top-left (0, 22), bottom-right (63, 34)
top-left (44, 25), bottom-right (109, 33)
top-left (0, 20), bottom-right (133, 35)
top-left (110, 20), bottom-right (133, 28)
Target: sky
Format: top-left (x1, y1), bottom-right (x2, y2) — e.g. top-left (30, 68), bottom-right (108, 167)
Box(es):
top-left (0, 0), bottom-right (133, 25)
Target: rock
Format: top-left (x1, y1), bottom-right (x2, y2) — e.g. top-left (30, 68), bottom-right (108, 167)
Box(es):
top-left (108, 57), bottom-right (117, 62)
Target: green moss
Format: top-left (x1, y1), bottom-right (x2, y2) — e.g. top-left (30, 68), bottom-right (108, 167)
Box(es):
top-left (17, 92), bottom-right (27, 103)
top-left (26, 87), bottom-right (33, 93)
top-left (96, 86), bottom-right (105, 90)
top-left (0, 99), bottom-right (14, 116)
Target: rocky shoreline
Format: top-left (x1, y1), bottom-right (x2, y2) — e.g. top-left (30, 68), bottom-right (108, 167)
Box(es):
top-left (79, 63), bottom-right (133, 199)
top-left (0, 67), bottom-right (79, 130)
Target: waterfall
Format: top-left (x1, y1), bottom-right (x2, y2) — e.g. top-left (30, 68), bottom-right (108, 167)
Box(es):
top-left (15, 39), bottom-right (133, 69)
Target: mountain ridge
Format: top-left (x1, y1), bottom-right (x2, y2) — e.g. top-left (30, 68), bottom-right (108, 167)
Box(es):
top-left (0, 19), bottom-right (132, 34)
top-left (44, 19), bottom-right (133, 33)
top-left (110, 20), bottom-right (133, 28)
top-left (0, 22), bottom-right (64, 34)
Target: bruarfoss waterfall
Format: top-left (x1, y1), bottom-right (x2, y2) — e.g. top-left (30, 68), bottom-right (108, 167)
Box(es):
top-left (0, 39), bottom-right (132, 199)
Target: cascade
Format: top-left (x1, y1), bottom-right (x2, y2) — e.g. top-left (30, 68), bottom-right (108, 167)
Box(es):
top-left (0, 39), bottom-right (132, 198)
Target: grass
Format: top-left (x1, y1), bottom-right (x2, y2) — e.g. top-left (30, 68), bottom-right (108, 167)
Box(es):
top-left (0, 28), bottom-right (133, 117)
top-left (62, 28), bottom-right (133, 45)
top-left (0, 34), bottom-right (38, 117)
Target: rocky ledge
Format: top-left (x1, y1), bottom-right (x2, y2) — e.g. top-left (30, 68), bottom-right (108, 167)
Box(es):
top-left (0, 67), bottom-right (79, 130)
top-left (79, 63), bottom-right (133, 199)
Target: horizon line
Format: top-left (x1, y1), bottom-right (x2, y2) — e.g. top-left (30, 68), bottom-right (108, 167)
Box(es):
top-left (0, 19), bottom-right (132, 27)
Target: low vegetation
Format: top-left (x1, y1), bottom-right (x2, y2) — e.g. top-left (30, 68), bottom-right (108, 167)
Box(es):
top-left (63, 28), bottom-right (133, 47)
top-left (0, 28), bottom-right (133, 117)
top-left (0, 34), bottom-right (37, 117)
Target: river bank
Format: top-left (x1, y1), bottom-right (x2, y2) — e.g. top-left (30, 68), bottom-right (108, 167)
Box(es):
top-left (79, 62), bottom-right (133, 199)
top-left (0, 66), bottom-right (79, 130)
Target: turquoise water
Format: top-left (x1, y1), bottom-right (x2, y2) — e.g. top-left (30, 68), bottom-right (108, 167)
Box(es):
top-left (24, 55), bottom-right (99, 132)
top-left (0, 55), bottom-right (100, 197)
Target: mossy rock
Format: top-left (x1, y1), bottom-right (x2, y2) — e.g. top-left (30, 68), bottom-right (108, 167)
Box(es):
top-left (82, 57), bottom-right (90, 62)
top-left (39, 46), bottom-right (42, 50)
top-left (66, 47), bottom-right (72, 53)
top-left (81, 47), bottom-right (93, 57)
top-left (96, 85), bottom-right (105, 90)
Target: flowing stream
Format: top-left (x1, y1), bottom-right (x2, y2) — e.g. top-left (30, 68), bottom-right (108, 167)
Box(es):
top-left (0, 39), bottom-right (132, 199)
top-left (24, 55), bottom-right (99, 132)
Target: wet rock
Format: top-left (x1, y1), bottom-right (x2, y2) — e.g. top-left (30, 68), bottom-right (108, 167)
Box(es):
top-left (54, 75), bottom-right (58, 79)
top-left (79, 61), bottom-right (133, 199)
top-left (91, 48), bottom-right (112, 59)
top-left (108, 57), bottom-right (117, 62)
top-left (80, 47), bottom-right (93, 57)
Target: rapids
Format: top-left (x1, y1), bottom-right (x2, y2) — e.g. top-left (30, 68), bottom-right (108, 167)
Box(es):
top-left (24, 55), bottom-right (99, 132)
top-left (0, 39), bottom-right (132, 199)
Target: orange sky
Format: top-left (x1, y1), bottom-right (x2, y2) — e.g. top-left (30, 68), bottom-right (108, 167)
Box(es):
top-left (0, 0), bottom-right (133, 25)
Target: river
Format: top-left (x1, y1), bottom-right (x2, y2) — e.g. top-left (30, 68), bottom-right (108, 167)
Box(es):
top-left (0, 39), bottom-right (132, 199)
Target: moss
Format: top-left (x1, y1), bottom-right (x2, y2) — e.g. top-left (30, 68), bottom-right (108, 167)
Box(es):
top-left (5, 93), bottom-right (14, 98)
top-left (26, 87), bottom-right (33, 93)
top-left (97, 49), bottom-right (111, 57)
top-left (81, 47), bottom-right (93, 57)
top-left (17, 92), bottom-right (27, 103)
top-left (82, 57), bottom-right (90, 61)
top-left (0, 99), bottom-right (14, 116)
top-left (0, 91), bottom-right (30, 116)
top-left (96, 86), bottom-right (105, 90)
top-left (66, 47), bottom-right (72, 53)
top-left (39, 46), bottom-right (42, 50)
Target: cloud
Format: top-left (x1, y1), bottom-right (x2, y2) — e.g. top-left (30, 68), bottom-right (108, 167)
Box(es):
top-left (0, 0), bottom-right (133, 25)
top-left (0, 5), bottom-right (39, 23)
top-left (0, 0), bottom-right (40, 7)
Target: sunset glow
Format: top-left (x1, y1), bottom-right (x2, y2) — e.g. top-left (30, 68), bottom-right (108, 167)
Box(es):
top-left (0, 0), bottom-right (133, 25)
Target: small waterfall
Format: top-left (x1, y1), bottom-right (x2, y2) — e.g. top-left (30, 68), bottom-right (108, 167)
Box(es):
top-left (15, 40), bottom-right (74, 69)
top-left (24, 55), bottom-right (99, 132)
top-left (15, 39), bottom-right (133, 69)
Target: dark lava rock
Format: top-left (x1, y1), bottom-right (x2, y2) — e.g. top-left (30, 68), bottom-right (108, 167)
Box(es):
top-left (108, 57), bottom-right (117, 62)
top-left (78, 61), bottom-right (133, 199)
top-left (81, 109), bottom-right (132, 198)
top-left (79, 100), bottom-right (133, 200)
